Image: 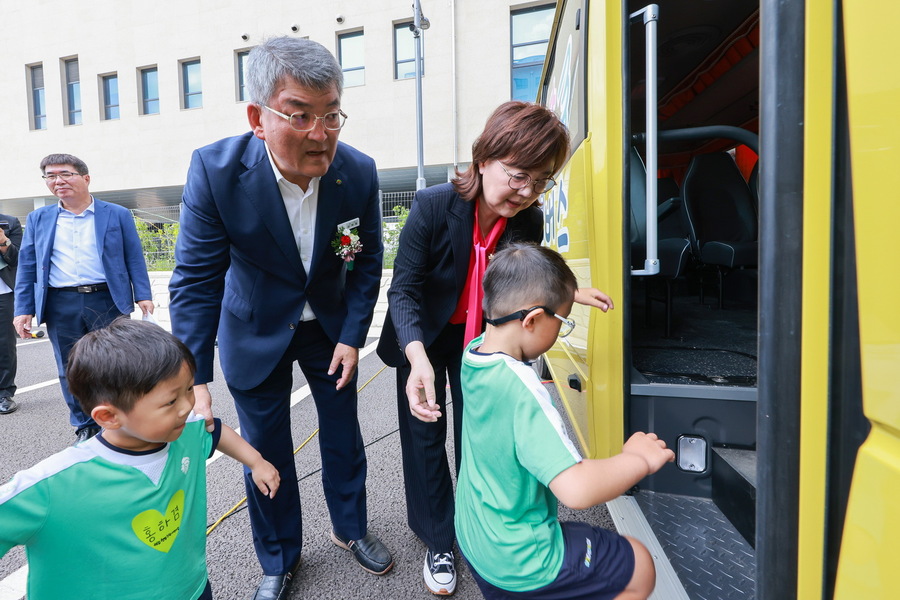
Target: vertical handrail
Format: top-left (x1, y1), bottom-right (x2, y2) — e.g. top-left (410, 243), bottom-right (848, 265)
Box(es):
top-left (630, 4), bottom-right (660, 276)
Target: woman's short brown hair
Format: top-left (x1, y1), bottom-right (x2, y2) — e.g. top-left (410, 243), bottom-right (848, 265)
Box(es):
top-left (453, 101), bottom-right (570, 202)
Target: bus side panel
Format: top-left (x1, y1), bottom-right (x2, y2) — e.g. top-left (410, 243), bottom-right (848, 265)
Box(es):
top-left (583, 0), bottom-right (626, 459)
top-left (835, 1), bottom-right (900, 597)
top-left (797, 0), bottom-right (834, 597)
top-left (542, 0), bottom-right (626, 460)
top-left (544, 138), bottom-right (599, 456)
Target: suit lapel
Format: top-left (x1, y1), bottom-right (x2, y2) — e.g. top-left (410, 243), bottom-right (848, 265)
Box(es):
top-left (310, 159), bottom-right (344, 278)
top-left (38, 207), bottom-right (58, 274)
top-left (239, 139), bottom-right (307, 278)
top-left (92, 198), bottom-right (110, 256)
top-left (447, 194), bottom-right (474, 296)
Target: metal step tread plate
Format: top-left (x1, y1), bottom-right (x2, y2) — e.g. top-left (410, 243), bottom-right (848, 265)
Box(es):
top-left (632, 490), bottom-right (756, 600)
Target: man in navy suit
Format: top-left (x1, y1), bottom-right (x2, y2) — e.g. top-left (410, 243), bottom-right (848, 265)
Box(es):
top-left (13, 154), bottom-right (154, 440)
top-left (168, 37), bottom-right (390, 600)
top-left (0, 213), bottom-right (22, 415)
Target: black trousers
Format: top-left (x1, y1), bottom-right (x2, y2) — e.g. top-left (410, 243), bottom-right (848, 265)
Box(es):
top-left (0, 292), bottom-right (15, 397)
top-left (395, 323), bottom-right (465, 553)
top-left (45, 287), bottom-right (123, 430)
top-left (229, 319), bottom-right (367, 576)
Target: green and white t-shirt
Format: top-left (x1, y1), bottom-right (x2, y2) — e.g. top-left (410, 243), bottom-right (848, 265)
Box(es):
top-left (455, 336), bottom-right (583, 592)
top-left (0, 414), bottom-right (220, 600)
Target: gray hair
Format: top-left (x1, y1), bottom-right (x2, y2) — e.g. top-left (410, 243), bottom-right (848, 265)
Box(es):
top-left (40, 153), bottom-right (89, 175)
top-left (483, 243), bottom-right (577, 318)
top-left (246, 36), bottom-right (343, 105)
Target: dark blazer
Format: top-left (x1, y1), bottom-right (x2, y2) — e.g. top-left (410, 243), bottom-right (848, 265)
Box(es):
top-left (14, 200), bottom-right (152, 323)
top-left (0, 214), bottom-right (22, 291)
top-left (169, 132), bottom-right (383, 390)
top-left (377, 182), bottom-right (542, 367)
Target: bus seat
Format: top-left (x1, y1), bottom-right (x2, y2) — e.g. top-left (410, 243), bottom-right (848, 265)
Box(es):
top-left (748, 160), bottom-right (760, 216)
top-left (630, 148), bottom-right (692, 335)
top-left (681, 152), bottom-right (759, 308)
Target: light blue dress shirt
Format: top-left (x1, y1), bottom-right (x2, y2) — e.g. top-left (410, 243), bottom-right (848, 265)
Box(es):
top-left (48, 198), bottom-right (107, 288)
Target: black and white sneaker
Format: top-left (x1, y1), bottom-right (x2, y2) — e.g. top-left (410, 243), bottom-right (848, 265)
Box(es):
top-left (423, 550), bottom-right (456, 595)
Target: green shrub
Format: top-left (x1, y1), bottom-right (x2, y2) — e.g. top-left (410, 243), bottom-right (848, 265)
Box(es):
top-left (135, 219), bottom-right (179, 271)
top-left (382, 205), bottom-right (410, 269)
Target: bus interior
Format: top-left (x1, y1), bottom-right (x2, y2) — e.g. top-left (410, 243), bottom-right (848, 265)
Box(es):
top-left (541, 0), bottom-right (893, 597)
top-left (628, 0), bottom-right (761, 596)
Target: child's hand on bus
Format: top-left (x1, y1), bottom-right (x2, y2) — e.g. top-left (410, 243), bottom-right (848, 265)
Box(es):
top-left (574, 287), bottom-right (614, 312)
top-left (622, 431), bottom-right (675, 475)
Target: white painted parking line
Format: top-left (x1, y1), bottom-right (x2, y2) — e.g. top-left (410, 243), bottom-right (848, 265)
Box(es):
top-left (12, 380), bottom-right (59, 395)
top-left (0, 566), bottom-right (27, 600)
top-left (15, 338), bottom-right (50, 347)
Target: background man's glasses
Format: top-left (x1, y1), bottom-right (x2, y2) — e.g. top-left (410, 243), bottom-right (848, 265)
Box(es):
top-left (499, 163), bottom-right (557, 194)
top-left (485, 305), bottom-right (576, 338)
top-left (42, 172), bottom-right (81, 182)
top-left (263, 105), bottom-right (348, 132)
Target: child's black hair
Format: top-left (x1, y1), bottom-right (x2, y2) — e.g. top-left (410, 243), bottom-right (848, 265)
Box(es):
top-left (483, 242), bottom-right (577, 318)
top-left (67, 318), bottom-right (196, 414)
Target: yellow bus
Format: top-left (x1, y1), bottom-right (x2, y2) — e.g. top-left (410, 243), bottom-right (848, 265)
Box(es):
top-left (537, 1), bottom-right (899, 598)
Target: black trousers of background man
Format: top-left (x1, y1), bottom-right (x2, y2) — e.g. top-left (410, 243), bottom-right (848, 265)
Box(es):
top-left (0, 292), bottom-right (16, 399)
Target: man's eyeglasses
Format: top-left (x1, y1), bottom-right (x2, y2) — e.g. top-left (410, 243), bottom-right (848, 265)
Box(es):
top-left (262, 105), bottom-right (348, 132)
top-left (42, 172), bottom-right (81, 182)
top-left (485, 305), bottom-right (575, 338)
top-left (499, 163), bottom-right (557, 194)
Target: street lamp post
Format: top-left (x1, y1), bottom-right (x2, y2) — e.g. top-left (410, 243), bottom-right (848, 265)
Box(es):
top-left (412, 0), bottom-right (429, 190)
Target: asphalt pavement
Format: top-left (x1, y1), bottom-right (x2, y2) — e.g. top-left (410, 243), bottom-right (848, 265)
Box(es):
top-left (0, 272), bottom-right (612, 600)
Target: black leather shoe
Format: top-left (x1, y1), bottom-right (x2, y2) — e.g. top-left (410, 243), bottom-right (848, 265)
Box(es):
top-left (331, 530), bottom-right (394, 575)
top-left (0, 397), bottom-right (17, 415)
top-left (250, 559), bottom-right (301, 600)
top-left (74, 425), bottom-right (101, 444)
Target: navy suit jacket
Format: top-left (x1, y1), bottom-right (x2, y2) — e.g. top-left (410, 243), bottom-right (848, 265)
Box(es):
top-left (169, 133), bottom-right (383, 390)
top-left (0, 214), bottom-right (22, 291)
top-left (14, 199), bottom-right (152, 323)
top-left (376, 183), bottom-right (542, 367)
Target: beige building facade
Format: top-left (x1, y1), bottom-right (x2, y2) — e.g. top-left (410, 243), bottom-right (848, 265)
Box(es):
top-left (1, 0), bottom-right (555, 219)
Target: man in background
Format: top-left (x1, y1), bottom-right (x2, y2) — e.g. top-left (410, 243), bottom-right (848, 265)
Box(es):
top-left (0, 213), bottom-right (22, 415)
top-left (13, 153), bottom-right (154, 441)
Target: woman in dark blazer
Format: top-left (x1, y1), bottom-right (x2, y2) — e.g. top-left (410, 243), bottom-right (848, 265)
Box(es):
top-left (377, 102), bottom-right (613, 595)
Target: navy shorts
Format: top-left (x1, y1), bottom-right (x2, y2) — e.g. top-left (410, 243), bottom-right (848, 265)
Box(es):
top-left (466, 522), bottom-right (635, 600)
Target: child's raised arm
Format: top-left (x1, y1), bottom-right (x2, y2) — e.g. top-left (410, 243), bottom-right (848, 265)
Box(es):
top-left (549, 432), bottom-right (674, 510)
top-left (217, 425), bottom-right (281, 499)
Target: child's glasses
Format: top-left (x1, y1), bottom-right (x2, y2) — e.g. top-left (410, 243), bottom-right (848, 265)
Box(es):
top-left (485, 306), bottom-right (575, 338)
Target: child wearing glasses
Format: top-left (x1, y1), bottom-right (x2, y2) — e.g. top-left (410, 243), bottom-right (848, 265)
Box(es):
top-left (0, 318), bottom-right (280, 600)
top-left (455, 243), bottom-right (675, 600)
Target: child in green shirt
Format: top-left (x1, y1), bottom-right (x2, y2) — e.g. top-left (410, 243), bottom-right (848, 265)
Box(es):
top-left (455, 243), bottom-right (674, 600)
top-left (0, 318), bottom-right (280, 599)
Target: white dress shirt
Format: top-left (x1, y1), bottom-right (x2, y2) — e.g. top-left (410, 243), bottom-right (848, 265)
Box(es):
top-left (265, 143), bottom-right (319, 322)
top-left (48, 198), bottom-right (107, 288)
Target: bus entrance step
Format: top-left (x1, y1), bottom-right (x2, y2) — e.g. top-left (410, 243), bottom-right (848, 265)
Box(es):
top-left (633, 490), bottom-right (756, 600)
top-left (712, 447), bottom-right (757, 548)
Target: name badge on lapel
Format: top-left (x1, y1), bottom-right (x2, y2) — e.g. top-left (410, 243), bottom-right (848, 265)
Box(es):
top-left (332, 217), bottom-right (363, 270)
top-left (338, 218), bottom-right (360, 231)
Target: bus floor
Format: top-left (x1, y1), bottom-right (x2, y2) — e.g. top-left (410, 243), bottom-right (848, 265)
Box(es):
top-left (633, 489), bottom-right (756, 600)
top-left (631, 273), bottom-right (758, 388)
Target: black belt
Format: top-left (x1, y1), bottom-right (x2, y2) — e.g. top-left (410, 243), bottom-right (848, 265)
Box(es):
top-left (52, 283), bottom-right (109, 293)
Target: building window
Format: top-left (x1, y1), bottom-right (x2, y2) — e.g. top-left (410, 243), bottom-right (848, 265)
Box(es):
top-left (101, 74), bottom-right (120, 120)
top-left (64, 58), bottom-right (82, 125)
top-left (339, 31), bottom-right (365, 87)
top-left (236, 50), bottom-right (250, 101)
top-left (29, 64), bottom-right (47, 130)
top-left (510, 5), bottom-right (555, 101)
top-left (181, 59), bottom-right (202, 109)
top-left (394, 21), bottom-right (422, 80)
top-left (140, 66), bottom-right (159, 115)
